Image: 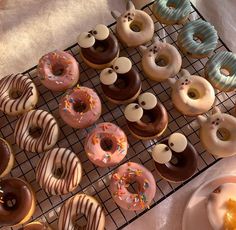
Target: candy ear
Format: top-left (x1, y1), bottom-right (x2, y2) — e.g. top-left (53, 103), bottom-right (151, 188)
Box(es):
top-left (197, 115), bottom-right (207, 125)
top-left (212, 107), bottom-right (221, 114)
top-left (111, 10), bottom-right (121, 20)
top-left (179, 69), bottom-right (190, 78)
top-left (126, 0), bottom-right (135, 11)
top-left (139, 45), bottom-right (147, 54)
top-left (167, 77), bottom-right (176, 88)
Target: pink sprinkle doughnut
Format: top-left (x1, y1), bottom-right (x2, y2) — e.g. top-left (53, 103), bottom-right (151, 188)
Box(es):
top-left (110, 162), bottom-right (156, 211)
top-left (84, 122), bottom-right (128, 167)
top-left (37, 50), bottom-right (79, 92)
top-left (59, 86), bottom-right (102, 129)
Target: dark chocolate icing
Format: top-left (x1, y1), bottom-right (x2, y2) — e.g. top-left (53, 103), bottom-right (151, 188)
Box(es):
top-left (81, 33), bottom-right (119, 65)
top-left (0, 138), bottom-right (11, 175)
top-left (0, 178), bottom-right (34, 227)
top-left (127, 101), bottom-right (168, 138)
top-left (20, 222), bottom-right (51, 230)
top-left (155, 139), bottom-right (198, 182)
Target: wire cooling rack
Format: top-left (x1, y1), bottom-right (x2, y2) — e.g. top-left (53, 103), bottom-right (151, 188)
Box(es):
top-left (1, 1), bottom-right (235, 230)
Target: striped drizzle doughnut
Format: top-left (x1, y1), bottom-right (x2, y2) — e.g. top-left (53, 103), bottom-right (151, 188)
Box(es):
top-left (0, 74), bottom-right (38, 116)
top-left (36, 148), bottom-right (82, 195)
top-left (14, 110), bottom-right (59, 153)
top-left (58, 194), bottom-right (105, 230)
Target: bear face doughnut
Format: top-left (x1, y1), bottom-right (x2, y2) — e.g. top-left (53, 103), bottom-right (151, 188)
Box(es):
top-left (0, 74), bottom-right (38, 116)
top-left (124, 92), bottom-right (168, 140)
top-left (168, 69), bottom-right (215, 116)
top-left (139, 37), bottom-right (182, 82)
top-left (151, 133), bottom-right (198, 182)
top-left (197, 107), bottom-right (236, 157)
top-left (111, 0), bottom-right (154, 47)
top-left (100, 57), bottom-right (142, 104)
top-left (78, 24), bottom-right (119, 69)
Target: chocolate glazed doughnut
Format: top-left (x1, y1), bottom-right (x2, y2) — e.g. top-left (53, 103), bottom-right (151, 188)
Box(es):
top-left (0, 178), bottom-right (36, 227)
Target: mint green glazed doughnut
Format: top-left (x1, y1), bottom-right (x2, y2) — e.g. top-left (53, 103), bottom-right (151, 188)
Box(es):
top-left (152, 0), bottom-right (191, 25)
top-left (205, 51), bottom-right (236, 92)
top-left (177, 19), bottom-right (218, 58)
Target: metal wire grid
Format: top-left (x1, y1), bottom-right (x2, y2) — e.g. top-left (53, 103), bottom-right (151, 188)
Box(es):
top-left (0, 2), bottom-right (235, 230)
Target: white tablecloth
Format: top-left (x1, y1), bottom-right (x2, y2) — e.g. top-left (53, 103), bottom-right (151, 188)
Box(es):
top-left (1, 1), bottom-right (236, 229)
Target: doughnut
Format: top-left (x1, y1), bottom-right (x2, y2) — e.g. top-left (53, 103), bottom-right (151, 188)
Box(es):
top-left (37, 50), bottom-right (79, 92)
top-left (139, 37), bottom-right (182, 82)
top-left (84, 122), bottom-right (128, 167)
top-left (110, 162), bottom-right (156, 211)
top-left (0, 73), bottom-right (38, 116)
top-left (124, 92), bottom-right (168, 140)
top-left (205, 51), bottom-right (236, 92)
top-left (36, 148), bottom-right (82, 195)
top-left (59, 86), bottom-right (102, 129)
top-left (197, 107), bottom-right (236, 157)
top-left (111, 0), bottom-right (154, 47)
top-left (177, 19), bottom-right (218, 58)
top-left (152, 0), bottom-right (191, 25)
top-left (78, 24), bottom-right (119, 69)
top-left (20, 221), bottom-right (52, 230)
top-left (168, 69), bottom-right (215, 116)
top-left (0, 138), bottom-right (14, 178)
top-left (0, 177), bottom-right (36, 227)
top-left (100, 57), bottom-right (142, 104)
top-left (58, 194), bottom-right (105, 230)
top-left (207, 183), bottom-right (236, 230)
top-left (151, 133), bottom-right (198, 182)
top-left (14, 110), bottom-right (59, 153)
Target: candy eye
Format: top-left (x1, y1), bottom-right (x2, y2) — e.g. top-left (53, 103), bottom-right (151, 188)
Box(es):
top-left (93, 24), bottom-right (110, 40)
top-left (78, 32), bottom-right (95, 48)
top-left (168, 133), bottom-right (188, 153)
top-left (100, 68), bottom-right (117, 85)
top-left (124, 103), bottom-right (143, 122)
top-left (113, 57), bottom-right (132, 74)
top-left (152, 144), bottom-right (172, 164)
top-left (138, 92), bottom-right (157, 110)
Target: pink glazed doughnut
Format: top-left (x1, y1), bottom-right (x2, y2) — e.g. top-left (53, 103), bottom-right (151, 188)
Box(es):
top-left (84, 122), bottom-right (128, 167)
top-left (37, 50), bottom-right (79, 92)
top-left (110, 162), bottom-right (156, 211)
top-left (59, 86), bottom-right (102, 129)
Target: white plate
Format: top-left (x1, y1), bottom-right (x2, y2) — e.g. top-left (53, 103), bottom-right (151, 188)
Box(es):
top-left (182, 175), bottom-right (236, 230)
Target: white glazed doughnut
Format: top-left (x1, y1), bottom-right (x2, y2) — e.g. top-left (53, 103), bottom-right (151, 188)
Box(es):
top-left (58, 194), bottom-right (105, 230)
top-left (0, 74), bottom-right (38, 116)
top-left (36, 148), bottom-right (82, 195)
top-left (197, 107), bottom-right (236, 157)
top-left (168, 69), bottom-right (215, 116)
top-left (14, 110), bottom-right (59, 153)
top-left (139, 37), bottom-right (182, 82)
top-left (111, 1), bottom-right (154, 47)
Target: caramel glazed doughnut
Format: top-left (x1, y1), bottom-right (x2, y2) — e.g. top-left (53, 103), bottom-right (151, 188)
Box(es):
top-left (58, 194), bottom-right (105, 230)
top-left (111, 0), bottom-right (154, 47)
top-left (0, 73), bottom-right (38, 116)
top-left (20, 221), bottom-right (52, 230)
top-left (14, 110), bottom-right (59, 153)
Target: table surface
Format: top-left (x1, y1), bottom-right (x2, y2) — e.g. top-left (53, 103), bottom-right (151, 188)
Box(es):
top-left (1, 1), bottom-right (236, 229)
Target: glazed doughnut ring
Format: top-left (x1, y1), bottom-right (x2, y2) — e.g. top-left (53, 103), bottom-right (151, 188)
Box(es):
top-left (36, 148), bottom-right (82, 195)
top-left (177, 19), bottom-right (218, 58)
top-left (14, 110), bottom-right (59, 153)
top-left (139, 37), bottom-right (182, 82)
top-left (100, 57), bottom-right (142, 104)
top-left (110, 162), bottom-right (156, 211)
top-left (20, 221), bottom-right (52, 230)
top-left (0, 178), bottom-right (36, 227)
top-left (152, 133), bottom-right (198, 182)
top-left (111, 0), bottom-right (154, 47)
top-left (168, 69), bottom-right (215, 116)
top-left (58, 194), bottom-right (105, 230)
top-left (0, 74), bottom-right (38, 116)
top-left (197, 107), bottom-right (236, 157)
top-left (205, 51), bottom-right (236, 92)
top-left (84, 122), bottom-right (128, 167)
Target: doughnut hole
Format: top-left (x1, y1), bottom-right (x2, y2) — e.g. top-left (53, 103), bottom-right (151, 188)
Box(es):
top-left (193, 35), bottom-right (202, 44)
top-left (73, 100), bottom-right (87, 113)
top-left (9, 88), bottom-right (23, 99)
top-left (141, 110), bottom-right (156, 123)
top-left (166, 2), bottom-right (176, 9)
top-left (74, 214), bottom-right (88, 229)
top-left (29, 126), bottom-right (43, 138)
top-left (100, 138), bottom-right (113, 151)
top-left (187, 88), bottom-right (201, 100)
top-left (126, 180), bottom-right (140, 194)
top-left (130, 21), bottom-right (142, 32)
top-left (155, 56), bottom-right (168, 67)
top-left (53, 165), bottom-right (64, 179)
top-left (217, 128), bottom-right (231, 141)
top-left (92, 40), bottom-right (108, 53)
top-left (3, 193), bottom-right (17, 210)
top-left (114, 77), bottom-right (128, 89)
top-left (220, 66), bottom-right (231, 76)
top-left (52, 63), bottom-right (65, 76)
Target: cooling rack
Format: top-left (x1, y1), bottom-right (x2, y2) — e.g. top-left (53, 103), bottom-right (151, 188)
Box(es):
top-left (1, 1), bottom-right (235, 230)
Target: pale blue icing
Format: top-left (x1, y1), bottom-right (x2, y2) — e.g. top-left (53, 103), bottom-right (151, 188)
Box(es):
top-left (205, 51), bottom-right (236, 91)
top-left (178, 19), bottom-right (218, 57)
top-left (153, 0), bottom-right (191, 24)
